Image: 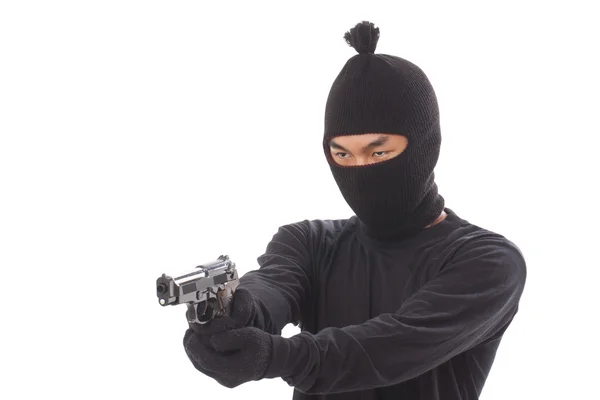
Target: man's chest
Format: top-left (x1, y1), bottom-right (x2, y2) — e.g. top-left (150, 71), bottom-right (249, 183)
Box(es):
top-left (313, 243), bottom-right (443, 328)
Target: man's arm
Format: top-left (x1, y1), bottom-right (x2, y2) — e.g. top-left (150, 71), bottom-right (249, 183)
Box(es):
top-left (266, 233), bottom-right (527, 394)
top-left (236, 221), bottom-right (315, 335)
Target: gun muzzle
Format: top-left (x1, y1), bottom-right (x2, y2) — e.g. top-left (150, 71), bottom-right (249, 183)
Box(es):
top-left (156, 274), bottom-right (174, 306)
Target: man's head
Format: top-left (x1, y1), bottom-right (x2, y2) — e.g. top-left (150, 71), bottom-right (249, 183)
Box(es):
top-left (322, 21), bottom-right (445, 240)
top-left (328, 133), bottom-right (408, 167)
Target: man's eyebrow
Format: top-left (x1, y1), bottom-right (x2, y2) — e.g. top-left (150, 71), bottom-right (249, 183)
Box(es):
top-left (329, 140), bottom-right (348, 151)
top-left (366, 135), bottom-right (389, 149)
top-left (329, 135), bottom-right (390, 151)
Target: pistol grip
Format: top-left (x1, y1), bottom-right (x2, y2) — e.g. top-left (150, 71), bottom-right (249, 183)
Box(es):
top-left (215, 279), bottom-right (239, 318)
top-left (186, 279), bottom-right (240, 325)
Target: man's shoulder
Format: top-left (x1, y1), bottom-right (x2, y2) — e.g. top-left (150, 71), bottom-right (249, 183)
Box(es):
top-left (452, 227), bottom-right (526, 265)
top-left (442, 211), bottom-right (527, 284)
top-left (278, 216), bottom-right (355, 236)
top-left (265, 217), bottom-right (356, 253)
top-left (445, 207), bottom-right (517, 242)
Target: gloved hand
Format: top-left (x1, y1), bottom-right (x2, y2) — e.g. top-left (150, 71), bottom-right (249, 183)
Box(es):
top-left (189, 288), bottom-right (256, 335)
top-left (183, 326), bottom-right (273, 388)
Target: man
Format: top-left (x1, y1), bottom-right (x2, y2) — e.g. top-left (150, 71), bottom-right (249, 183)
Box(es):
top-left (183, 21), bottom-right (527, 399)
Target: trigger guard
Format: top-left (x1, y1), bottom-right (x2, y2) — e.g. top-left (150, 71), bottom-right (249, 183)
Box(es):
top-left (197, 298), bottom-right (218, 323)
top-left (186, 301), bottom-right (210, 324)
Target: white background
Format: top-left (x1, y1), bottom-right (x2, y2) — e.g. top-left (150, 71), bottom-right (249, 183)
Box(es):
top-left (1, 1), bottom-right (598, 399)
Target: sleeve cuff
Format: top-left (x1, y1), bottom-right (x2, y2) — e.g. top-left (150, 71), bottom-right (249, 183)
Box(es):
top-left (264, 333), bottom-right (309, 380)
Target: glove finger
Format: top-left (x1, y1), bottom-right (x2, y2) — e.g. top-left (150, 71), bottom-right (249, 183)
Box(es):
top-left (184, 329), bottom-right (235, 371)
top-left (186, 326), bottom-right (215, 349)
top-left (183, 329), bottom-right (208, 370)
top-left (209, 328), bottom-right (250, 352)
top-left (189, 316), bottom-right (236, 335)
top-left (183, 330), bottom-right (246, 389)
top-left (183, 329), bottom-right (222, 371)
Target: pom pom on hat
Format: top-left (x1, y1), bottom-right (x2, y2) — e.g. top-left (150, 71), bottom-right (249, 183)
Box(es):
top-left (343, 21), bottom-right (380, 54)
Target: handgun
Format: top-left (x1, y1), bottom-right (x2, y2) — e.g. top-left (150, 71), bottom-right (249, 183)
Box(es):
top-left (156, 255), bottom-right (239, 324)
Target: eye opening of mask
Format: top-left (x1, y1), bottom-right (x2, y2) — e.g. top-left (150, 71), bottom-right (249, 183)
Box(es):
top-left (326, 133), bottom-right (409, 167)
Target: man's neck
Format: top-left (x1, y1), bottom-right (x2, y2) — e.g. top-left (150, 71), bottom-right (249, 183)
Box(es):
top-left (425, 210), bottom-right (447, 228)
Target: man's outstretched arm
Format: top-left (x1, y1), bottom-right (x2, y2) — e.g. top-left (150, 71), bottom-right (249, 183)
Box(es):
top-left (264, 234), bottom-right (527, 394)
top-left (231, 220), bottom-right (316, 335)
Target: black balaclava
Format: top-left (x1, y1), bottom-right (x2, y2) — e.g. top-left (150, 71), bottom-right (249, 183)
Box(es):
top-left (323, 21), bottom-right (445, 241)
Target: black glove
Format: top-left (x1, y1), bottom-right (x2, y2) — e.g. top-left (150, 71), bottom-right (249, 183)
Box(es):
top-left (189, 288), bottom-right (256, 335)
top-left (183, 326), bottom-right (274, 388)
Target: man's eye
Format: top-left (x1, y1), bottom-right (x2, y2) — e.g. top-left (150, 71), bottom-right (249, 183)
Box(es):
top-left (373, 151), bottom-right (387, 157)
top-left (335, 152), bottom-right (349, 158)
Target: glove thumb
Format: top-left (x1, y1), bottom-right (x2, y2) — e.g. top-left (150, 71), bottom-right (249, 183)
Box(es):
top-left (229, 289), bottom-right (256, 327)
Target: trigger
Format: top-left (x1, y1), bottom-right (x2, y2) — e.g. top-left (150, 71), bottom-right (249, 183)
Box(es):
top-left (196, 300), bottom-right (207, 316)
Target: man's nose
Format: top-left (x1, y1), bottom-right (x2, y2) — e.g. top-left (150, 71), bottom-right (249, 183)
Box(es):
top-left (353, 157), bottom-right (374, 166)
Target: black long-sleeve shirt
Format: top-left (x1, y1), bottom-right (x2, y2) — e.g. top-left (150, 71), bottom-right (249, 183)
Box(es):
top-left (238, 207), bottom-right (527, 399)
